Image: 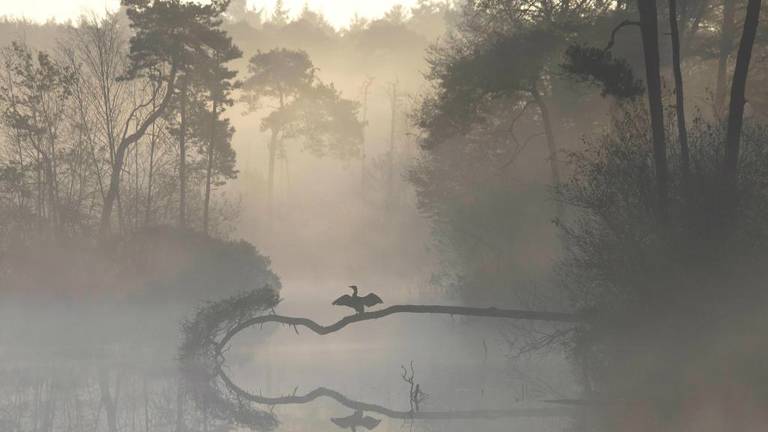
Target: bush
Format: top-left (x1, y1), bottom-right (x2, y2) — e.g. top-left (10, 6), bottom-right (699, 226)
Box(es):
top-left (559, 101), bottom-right (768, 428)
top-left (114, 226), bottom-right (281, 306)
top-left (0, 227), bottom-right (281, 360)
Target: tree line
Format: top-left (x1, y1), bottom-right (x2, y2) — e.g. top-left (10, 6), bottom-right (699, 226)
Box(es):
top-left (411, 0), bottom-right (768, 429)
top-left (0, 0), bottom-right (366, 242)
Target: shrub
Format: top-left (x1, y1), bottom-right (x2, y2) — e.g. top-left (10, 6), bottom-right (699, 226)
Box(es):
top-left (559, 102), bottom-right (768, 428)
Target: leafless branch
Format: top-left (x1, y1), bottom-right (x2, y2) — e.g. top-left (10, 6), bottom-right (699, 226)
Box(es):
top-left (605, 20), bottom-right (641, 51)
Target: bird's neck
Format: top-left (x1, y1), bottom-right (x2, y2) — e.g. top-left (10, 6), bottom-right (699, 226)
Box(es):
top-left (351, 287), bottom-right (358, 296)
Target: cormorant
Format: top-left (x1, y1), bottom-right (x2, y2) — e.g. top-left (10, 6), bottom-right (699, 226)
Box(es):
top-left (332, 285), bottom-right (383, 314)
top-left (330, 410), bottom-right (381, 431)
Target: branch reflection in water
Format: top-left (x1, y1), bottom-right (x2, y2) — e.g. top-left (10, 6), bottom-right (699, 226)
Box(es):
top-left (179, 288), bottom-right (578, 430)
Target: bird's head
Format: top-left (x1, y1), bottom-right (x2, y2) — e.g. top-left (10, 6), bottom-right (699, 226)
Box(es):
top-left (348, 285), bottom-right (358, 295)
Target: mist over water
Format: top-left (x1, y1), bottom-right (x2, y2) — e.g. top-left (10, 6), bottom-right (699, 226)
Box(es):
top-left (3, 0), bottom-right (768, 431)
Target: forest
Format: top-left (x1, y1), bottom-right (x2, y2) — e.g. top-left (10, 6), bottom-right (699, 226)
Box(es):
top-left (0, 0), bottom-right (767, 431)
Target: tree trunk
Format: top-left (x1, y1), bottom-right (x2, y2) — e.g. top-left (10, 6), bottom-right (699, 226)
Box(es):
top-left (530, 83), bottom-right (563, 218)
top-left (144, 119), bottom-right (157, 226)
top-left (267, 128), bottom-right (278, 219)
top-left (179, 77), bottom-right (188, 229)
top-left (134, 131), bottom-right (140, 229)
top-left (100, 145), bottom-right (127, 236)
top-left (360, 78), bottom-right (372, 200)
top-left (47, 134), bottom-right (60, 231)
top-left (36, 150), bottom-right (43, 229)
top-left (386, 81), bottom-right (398, 209)
top-left (723, 0), bottom-right (762, 189)
top-left (637, 0), bottom-right (668, 216)
top-left (99, 67), bottom-right (176, 236)
top-left (203, 96), bottom-right (217, 235)
top-left (715, 0), bottom-right (737, 118)
top-left (116, 187), bottom-right (125, 234)
top-left (41, 154), bottom-right (57, 230)
top-left (15, 139), bottom-right (25, 211)
top-left (669, 0), bottom-right (690, 186)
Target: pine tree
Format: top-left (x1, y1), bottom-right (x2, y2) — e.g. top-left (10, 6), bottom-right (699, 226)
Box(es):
top-left (100, 0), bottom-right (234, 235)
top-left (271, 0), bottom-right (289, 26)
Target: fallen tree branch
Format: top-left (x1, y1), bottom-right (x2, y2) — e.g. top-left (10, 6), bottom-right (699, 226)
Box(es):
top-left (180, 290), bottom-right (585, 430)
top-left (216, 305), bottom-right (586, 354)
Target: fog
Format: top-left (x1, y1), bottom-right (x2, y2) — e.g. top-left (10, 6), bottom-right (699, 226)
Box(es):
top-left (1, 1), bottom-right (768, 431)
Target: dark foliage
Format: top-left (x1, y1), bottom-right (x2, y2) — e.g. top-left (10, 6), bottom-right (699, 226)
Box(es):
top-left (243, 48), bottom-right (363, 159)
top-left (562, 44), bottom-right (644, 99)
top-left (419, 28), bottom-right (563, 149)
top-left (243, 48), bottom-right (315, 108)
top-left (122, 0), bottom-right (232, 78)
top-left (559, 104), bottom-right (768, 426)
top-left (179, 287), bottom-right (281, 431)
top-left (116, 226), bottom-right (280, 305)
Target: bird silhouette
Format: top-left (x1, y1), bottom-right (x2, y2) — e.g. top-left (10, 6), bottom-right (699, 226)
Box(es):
top-left (330, 410), bottom-right (381, 431)
top-left (332, 285), bottom-right (383, 314)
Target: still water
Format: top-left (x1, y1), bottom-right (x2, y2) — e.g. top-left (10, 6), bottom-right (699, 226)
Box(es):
top-left (0, 270), bottom-right (577, 432)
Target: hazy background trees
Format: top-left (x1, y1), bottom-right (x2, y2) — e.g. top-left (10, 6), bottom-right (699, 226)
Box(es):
top-left (0, 3), bottom-right (450, 431)
top-left (2, 0), bottom-right (768, 431)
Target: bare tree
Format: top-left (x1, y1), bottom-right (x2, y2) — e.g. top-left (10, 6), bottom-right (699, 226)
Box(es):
top-left (0, 41), bottom-right (75, 232)
top-left (401, 361), bottom-right (428, 412)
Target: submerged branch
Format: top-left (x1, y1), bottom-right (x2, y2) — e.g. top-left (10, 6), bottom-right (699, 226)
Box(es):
top-left (216, 305), bottom-right (586, 353)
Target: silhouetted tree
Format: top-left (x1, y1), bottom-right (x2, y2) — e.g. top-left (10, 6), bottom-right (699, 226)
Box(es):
top-left (271, 0), bottom-right (290, 27)
top-left (100, 0), bottom-right (233, 235)
top-left (242, 48), bottom-right (313, 209)
top-left (191, 9), bottom-right (241, 234)
top-left (242, 48), bottom-right (362, 213)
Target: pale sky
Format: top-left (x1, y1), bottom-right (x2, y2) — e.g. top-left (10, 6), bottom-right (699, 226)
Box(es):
top-left (0, 0), bottom-right (421, 28)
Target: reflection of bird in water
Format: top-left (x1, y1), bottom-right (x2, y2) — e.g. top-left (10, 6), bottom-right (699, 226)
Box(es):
top-left (330, 410), bottom-right (381, 431)
top-left (332, 285), bottom-right (383, 314)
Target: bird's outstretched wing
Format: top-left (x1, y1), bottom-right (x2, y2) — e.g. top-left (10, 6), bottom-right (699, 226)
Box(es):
top-left (330, 412), bottom-right (381, 430)
top-left (331, 416), bottom-right (354, 429)
top-left (362, 293), bottom-right (383, 308)
top-left (332, 294), bottom-right (353, 306)
top-left (359, 416), bottom-right (381, 430)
